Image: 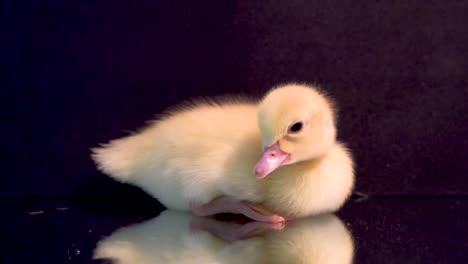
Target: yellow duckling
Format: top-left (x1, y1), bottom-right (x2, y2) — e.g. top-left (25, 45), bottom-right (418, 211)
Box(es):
top-left (92, 84), bottom-right (354, 222)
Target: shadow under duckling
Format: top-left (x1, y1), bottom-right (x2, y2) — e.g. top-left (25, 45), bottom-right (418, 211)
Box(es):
top-left (92, 84), bottom-right (355, 222)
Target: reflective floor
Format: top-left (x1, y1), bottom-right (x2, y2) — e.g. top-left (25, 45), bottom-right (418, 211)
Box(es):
top-left (2, 195), bottom-right (467, 263)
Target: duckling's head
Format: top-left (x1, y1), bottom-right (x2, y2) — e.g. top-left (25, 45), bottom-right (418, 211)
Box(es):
top-left (255, 84), bottom-right (337, 179)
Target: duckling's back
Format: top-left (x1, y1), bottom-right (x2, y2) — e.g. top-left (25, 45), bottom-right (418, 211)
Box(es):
top-left (92, 101), bottom-right (263, 210)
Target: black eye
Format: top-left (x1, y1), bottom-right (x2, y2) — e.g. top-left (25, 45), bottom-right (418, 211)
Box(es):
top-left (288, 122), bottom-right (303, 133)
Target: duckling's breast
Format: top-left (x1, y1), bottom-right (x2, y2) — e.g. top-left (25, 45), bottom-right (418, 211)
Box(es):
top-left (263, 145), bottom-right (354, 218)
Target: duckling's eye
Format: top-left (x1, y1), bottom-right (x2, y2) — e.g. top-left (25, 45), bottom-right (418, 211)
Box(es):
top-left (288, 122), bottom-right (303, 134)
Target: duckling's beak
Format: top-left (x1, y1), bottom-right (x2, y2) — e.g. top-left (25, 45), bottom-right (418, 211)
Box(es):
top-left (254, 142), bottom-right (290, 179)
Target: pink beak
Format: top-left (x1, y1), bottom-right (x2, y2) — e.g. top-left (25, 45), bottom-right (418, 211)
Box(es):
top-left (254, 142), bottom-right (290, 179)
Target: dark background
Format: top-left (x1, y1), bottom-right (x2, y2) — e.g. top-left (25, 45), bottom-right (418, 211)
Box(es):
top-left (2, 0), bottom-right (467, 200)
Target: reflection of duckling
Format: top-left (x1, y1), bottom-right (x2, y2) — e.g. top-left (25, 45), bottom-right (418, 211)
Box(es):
top-left (92, 84), bottom-right (354, 222)
top-left (263, 216), bottom-right (354, 264)
top-left (94, 210), bottom-right (354, 264)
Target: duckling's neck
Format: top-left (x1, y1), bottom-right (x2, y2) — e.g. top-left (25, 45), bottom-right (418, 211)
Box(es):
top-left (262, 145), bottom-right (337, 215)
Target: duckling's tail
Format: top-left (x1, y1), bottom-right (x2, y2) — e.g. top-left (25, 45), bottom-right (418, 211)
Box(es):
top-left (91, 134), bottom-right (146, 183)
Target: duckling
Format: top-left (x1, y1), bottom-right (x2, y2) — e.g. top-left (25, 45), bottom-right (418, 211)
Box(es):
top-left (94, 210), bottom-right (354, 264)
top-left (91, 83), bottom-right (354, 222)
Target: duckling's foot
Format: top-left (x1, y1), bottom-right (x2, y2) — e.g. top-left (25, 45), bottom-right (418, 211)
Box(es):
top-left (190, 216), bottom-right (284, 241)
top-left (189, 196), bottom-right (285, 223)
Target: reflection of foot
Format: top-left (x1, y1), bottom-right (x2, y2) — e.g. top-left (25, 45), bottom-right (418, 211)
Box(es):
top-left (189, 196), bottom-right (285, 223)
top-left (190, 216), bottom-right (284, 241)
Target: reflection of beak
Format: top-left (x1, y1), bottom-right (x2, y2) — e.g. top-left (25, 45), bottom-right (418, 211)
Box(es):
top-left (254, 142), bottom-right (290, 179)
